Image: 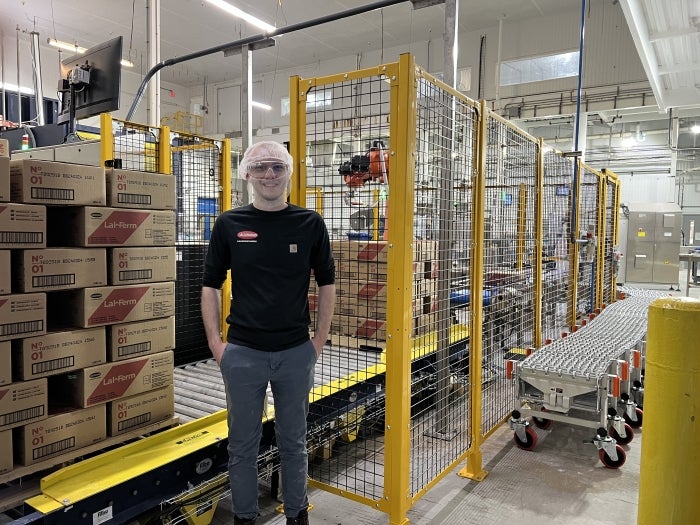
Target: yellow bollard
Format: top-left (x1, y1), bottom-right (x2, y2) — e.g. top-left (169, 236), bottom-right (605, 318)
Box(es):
top-left (638, 297), bottom-right (700, 525)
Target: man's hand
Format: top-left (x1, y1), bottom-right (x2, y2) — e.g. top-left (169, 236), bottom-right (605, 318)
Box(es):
top-left (311, 334), bottom-right (325, 357)
top-left (210, 340), bottom-right (228, 364)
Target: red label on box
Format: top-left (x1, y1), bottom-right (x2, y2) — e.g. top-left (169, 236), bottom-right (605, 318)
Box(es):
top-left (357, 244), bottom-right (386, 261)
top-left (357, 282), bottom-right (385, 299)
top-left (355, 319), bottom-right (385, 338)
top-left (88, 286), bottom-right (150, 325)
top-left (88, 211), bottom-right (151, 244)
top-left (87, 359), bottom-right (149, 404)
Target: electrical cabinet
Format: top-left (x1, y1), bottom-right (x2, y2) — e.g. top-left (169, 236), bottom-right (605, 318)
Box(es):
top-left (624, 202), bottom-right (682, 284)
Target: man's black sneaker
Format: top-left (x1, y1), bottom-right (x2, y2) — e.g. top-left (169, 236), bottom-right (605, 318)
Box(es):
top-left (286, 508), bottom-right (309, 525)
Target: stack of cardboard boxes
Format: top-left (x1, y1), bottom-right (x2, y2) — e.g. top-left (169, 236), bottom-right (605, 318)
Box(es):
top-left (309, 239), bottom-right (438, 342)
top-left (0, 138), bottom-right (177, 474)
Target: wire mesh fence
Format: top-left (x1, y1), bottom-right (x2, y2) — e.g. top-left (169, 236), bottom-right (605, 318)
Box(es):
top-left (407, 71), bottom-right (476, 496)
top-left (480, 114), bottom-right (538, 434)
top-left (107, 118), bottom-right (161, 172)
top-left (541, 150), bottom-right (575, 342)
top-left (170, 132), bottom-right (226, 366)
top-left (576, 164), bottom-right (602, 316)
top-left (288, 54), bottom-right (621, 524)
top-left (603, 174), bottom-right (618, 304)
top-left (299, 69), bottom-right (392, 502)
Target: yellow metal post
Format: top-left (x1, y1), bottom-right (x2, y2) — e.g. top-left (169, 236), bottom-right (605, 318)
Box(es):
top-left (289, 74), bottom-right (308, 208)
top-left (159, 124), bottom-right (171, 174)
top-left (219, 138), bottom-right (233, 334)
top-left (516, 183), bottom-right (527, 271)
top-left (533, 139), bottom-right (545, 348)
top-left (458, 100), bottom-right (488, 482)
top-left (639, 297), bottom-right (700, 525)
top-left (607, 171), bottom-right (621, 304)
top-left (99, 113), bottom-right (114, 166)
top-left (381, 53), bottom-right (416, 525)
top-left (595, 170), bottom-right (606, 308)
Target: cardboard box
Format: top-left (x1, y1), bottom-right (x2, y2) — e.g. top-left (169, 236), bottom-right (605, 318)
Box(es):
top-left (0, 157), bottom-right (9, 202)
top-left (0, 293), bottom-right (46, 342)
top-left (0, 203), bottom-right (46, 248)
top-left (331, 240), bottom-right (389, 263)
top-left (15, 405), bottom-right (106, 466)
top-left (13, 248), bottom-right (107, 292)
top-left (0, 138), bottom-right (9, 158)
top-left (0, 431), bottom-right (12, 474)
top-left (10, 159), bottom-right (105, 206)
top-left (108, 247), bottom-right (176, 285)
top-left (107, 384), bottom-right (174, 436)
top-left (0, 251), bottom-right (9, 294)
top-left (0, 378), bottom-right (47, 431)
top-left (14, 327), bottom-right (106, 380)
top-left (48, 207), bottom-right (176, 247)
top-left (414, 240), bottom-right (438, 262)
top-left (336, 280), bottom-right (387, 301)
top-left (106, 169), bottom-right (176, 210)
top-left (0, 341), bottom-right (10, 385)
top-left (107, 316), bottom-right (175, 361)
top-left (50, 282), bottom-right (175, 328)
top-left (58, 351), bottom-right (174, 407)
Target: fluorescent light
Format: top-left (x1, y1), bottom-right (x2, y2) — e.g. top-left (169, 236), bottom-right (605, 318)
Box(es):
top-left (48, 38), bottom-right (134, 68)
top-left (0, 82), bottom-right (34, 95)
top-left (252, 101), bottom-right (272, 111)
top-left (47, 38), bottom-right (87, 53)
top-left (692, 124), bottom-right (700, 134)
top-left (205, 0), bottom-right (276, 33)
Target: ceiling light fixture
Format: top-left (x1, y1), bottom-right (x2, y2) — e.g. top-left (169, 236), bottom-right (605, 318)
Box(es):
top-left (205, 0), bottom-right (276, 33)
top-left (47, 38), bottom-right (87, 53)
top-left (252, 101), bottom-right (272, 111)
top-left (692, 124), bottom-right (700, 134)
top-left (48, 37), bottom-right (134, 68)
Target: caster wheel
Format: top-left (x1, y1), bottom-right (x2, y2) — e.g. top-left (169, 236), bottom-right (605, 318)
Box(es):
top-left (532, 416), bottom-right (553, 430)
top-left (599, 445), bottom-right (626, 469)
top-left (513, 426), bottom-right (538, 451)
top-left (623, 408), bottom-right (643, 428)
top-left (609, 423), bottom-right (634, 445)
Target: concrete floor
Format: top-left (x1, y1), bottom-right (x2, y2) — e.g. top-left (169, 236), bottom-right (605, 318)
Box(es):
top-left (212, 421), bottom-right (642, 525)
top-left (212, 274), bottom-right (697, 525)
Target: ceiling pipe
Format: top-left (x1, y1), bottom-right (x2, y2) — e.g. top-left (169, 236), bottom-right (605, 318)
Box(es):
top-left (126, 0), bottom-right (407, 120)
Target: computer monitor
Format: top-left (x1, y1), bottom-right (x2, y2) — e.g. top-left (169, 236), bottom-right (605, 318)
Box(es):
top-left (57, 36), bottom-right (122, 125)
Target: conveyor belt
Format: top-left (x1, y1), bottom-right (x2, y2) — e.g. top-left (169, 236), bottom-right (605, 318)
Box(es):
top-left (520, 296), bottom-right (653, 378)
top-left (174, 345), bottom-right (385, 423)
top-left (509, 290), bottom-right (664, 466)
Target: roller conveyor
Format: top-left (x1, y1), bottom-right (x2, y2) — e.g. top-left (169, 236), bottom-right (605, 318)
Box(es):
top-left (174, 346), bottom-right (385, 423)
top-left (509, 290), bottom-right (666, 468)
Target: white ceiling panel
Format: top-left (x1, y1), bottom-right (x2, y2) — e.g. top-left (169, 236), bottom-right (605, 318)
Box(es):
top-left (620, 0), bottom-right (700, 110)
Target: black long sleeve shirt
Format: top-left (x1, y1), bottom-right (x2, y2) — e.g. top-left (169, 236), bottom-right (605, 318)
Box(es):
top-left (202, 204), bottom-right (335, 351)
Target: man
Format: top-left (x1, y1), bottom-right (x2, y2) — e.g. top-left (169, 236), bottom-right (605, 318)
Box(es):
top-left (201, 141), bottom-right (335, 525)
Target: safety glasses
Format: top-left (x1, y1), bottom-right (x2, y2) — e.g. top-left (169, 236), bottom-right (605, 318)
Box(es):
top-left (247, 161), bottom-right (289, 179)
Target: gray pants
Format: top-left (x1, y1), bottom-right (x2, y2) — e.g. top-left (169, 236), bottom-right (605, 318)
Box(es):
top-left (219, 340), bottom-right (316, 520)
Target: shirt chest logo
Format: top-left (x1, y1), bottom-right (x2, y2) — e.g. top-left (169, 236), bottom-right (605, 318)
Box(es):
top-left (237, 230), bottom-right (258, 243)
top-left (289, 244), bottom-right (298, 253)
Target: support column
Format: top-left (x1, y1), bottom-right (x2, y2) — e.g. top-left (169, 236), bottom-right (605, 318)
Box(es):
top-left (147, 0), bottom-right (161, 126)
top-left (241, 44), bottom-right (253, 151)
top-left (639, 297), bottom-right (700, 525)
